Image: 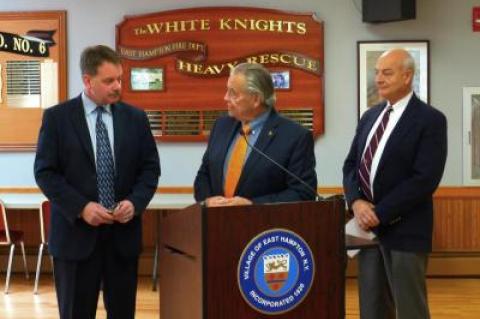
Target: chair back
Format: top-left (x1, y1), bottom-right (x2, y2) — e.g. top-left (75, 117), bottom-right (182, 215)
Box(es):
top-left (0, 199), bottom-right (11, 243)
top-left (40, 200), bottom-right (51, 244)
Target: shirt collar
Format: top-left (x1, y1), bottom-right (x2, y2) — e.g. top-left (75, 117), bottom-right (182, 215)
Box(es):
top-left (387, 91), bottom-right (413, 113)
top-left (81, 91), bottom-right (112, 115)
top-left (245, 108), bottom-right (271, 136)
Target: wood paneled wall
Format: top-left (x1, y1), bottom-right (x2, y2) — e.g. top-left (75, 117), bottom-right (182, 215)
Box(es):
top-left (433, 196), bottom-right (480, 252)
top-left (1, 187), bottom-right (479, 276)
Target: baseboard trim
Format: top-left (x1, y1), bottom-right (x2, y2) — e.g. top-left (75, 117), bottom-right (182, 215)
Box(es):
top-left (0, 248), bottom-right (157, 276)
top-left (2, 250), bottom-right (479, 277)
top-left (346, 252), bottom-right (480, 277)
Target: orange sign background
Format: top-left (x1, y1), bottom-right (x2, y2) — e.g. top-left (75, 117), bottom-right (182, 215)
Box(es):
top-left (116, 7), bottom-right (324, 141)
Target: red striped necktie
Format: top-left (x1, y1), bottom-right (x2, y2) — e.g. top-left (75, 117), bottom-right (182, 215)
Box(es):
top-left (358, 105), bottom-right (392, 201)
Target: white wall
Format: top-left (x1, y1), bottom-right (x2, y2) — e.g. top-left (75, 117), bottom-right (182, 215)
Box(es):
top-left (0, 0), bottom-right (478, 187)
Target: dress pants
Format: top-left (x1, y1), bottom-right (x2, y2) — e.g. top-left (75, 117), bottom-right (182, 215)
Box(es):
top-left (357, 245), bottom-right (430, 319)
top-left (53, 226), bottom-right (139, 319)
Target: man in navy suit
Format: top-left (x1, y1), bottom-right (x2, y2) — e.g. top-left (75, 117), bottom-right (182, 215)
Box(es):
top-left (343, 49), bottom-right (447, 319)
top-left (34, 45), bottom-right (160, 319)
top-left (194, 63), bottom-right (317, 206)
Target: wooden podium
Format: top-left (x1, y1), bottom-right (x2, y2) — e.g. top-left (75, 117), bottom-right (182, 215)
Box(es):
top-left (159, 198), bottom-right (346, 319)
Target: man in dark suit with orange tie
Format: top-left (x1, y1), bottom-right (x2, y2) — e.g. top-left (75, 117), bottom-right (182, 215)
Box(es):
top-left (194, 63), bottom-right (317, 206)
top-left (343, 49), bottom-right (447, 319)
top-left (34, 45), bottom-right (160, 319)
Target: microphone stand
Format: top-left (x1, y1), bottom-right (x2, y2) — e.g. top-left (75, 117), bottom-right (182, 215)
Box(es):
top-left (240, 132), bottom-right (323, 201)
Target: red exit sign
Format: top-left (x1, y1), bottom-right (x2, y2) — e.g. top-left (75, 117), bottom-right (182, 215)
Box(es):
top-left (474, 7), bottom-right (480, 32)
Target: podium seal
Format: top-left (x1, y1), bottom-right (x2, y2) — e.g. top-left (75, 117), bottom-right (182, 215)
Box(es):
top-left (237, 228), bottom-right (315, 314)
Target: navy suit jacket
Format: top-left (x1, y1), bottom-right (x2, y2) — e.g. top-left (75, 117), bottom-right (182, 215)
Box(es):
top-left (194, 109), bottom-right (317, 203)
top-left (34, 95), bottom-right (160, 260)
top-left (343, 95), bottom-right (447, 252)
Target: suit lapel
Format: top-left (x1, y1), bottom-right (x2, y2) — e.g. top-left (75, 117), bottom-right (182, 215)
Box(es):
top-left (236, 111), bottom-right (279, 194)
top-left (376, 95), bottom-right (419, 173)
top-left (111, 103), bottom-right (125, 175)
top-left (69, 95), bottom-right (95, 167)
top-left (357, 105), bottom-right (385, 163)
top-left (215, 119), bottom-right (240, 194)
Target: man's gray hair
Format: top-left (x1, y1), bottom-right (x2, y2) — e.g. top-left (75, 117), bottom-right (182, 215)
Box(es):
top-left (402, 52), bottom-right (416, 74)
top-left (231, 63), bottom-right (276, 109)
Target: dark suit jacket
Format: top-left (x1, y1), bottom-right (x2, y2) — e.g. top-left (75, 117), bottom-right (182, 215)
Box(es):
top-left (34, 95), bottom-right (160, 260)
top-left (343, 94), bottom-right (447, 252)
top-left (194, 109), bottom-right (317, 203)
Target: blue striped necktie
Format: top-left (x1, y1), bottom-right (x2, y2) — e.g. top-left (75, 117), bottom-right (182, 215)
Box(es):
top-left (95, 106), bottom-right (115, 209)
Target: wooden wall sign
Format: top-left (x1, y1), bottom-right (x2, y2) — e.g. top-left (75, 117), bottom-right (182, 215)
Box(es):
top-left (116, 7), bottom-right (324, 141)
top-left (0, 11), bottom-right (67, 150)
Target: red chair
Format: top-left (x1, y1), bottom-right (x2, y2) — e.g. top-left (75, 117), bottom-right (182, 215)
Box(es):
top-left (34, 200), bottom-right (53, 294)
top-left (0, 199), bottom-right (29, 294)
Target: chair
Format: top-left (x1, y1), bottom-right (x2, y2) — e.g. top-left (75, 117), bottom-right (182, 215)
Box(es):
top-left (0, 199), bottom-right (29, 294)
top-left (34, 200), bottom-right (53, 294)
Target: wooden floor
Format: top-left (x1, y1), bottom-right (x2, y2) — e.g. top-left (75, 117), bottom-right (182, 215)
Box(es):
top-left (0, 275), bottom-right (479, 318)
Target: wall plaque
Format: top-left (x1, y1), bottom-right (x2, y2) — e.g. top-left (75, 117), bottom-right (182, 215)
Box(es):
top-left (0, 11), bottom-right (67, 150)
top-left (116, 7), bottom-right (324, 141)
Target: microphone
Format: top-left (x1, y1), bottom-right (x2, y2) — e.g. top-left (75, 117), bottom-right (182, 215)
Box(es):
top-left (240, 129), bottom-right (323, 201)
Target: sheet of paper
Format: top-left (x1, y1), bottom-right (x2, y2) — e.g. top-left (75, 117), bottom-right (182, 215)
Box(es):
top-left (345, 218), bottom-right (376, 258)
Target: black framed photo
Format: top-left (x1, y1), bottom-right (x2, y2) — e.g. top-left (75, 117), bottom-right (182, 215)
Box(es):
top-left (357, 40), bottom-right (429, 117)
top-left (130, 67), bottom-right (164, 91)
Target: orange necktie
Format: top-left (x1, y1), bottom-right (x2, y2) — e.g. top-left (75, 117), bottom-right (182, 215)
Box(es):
top-left (224, 124), bottom-right (251, 198)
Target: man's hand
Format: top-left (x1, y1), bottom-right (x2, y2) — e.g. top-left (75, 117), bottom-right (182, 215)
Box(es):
top-left (224, 196), bottom-right (252, 206)
top-left (205, 196), bottom-right (229, 207)
top-left (80, 202), bottom-right (114, 226)
top-left (112, 200), bottom-right (135, 224)
top-left (205, 196), bottom-right (253, 207)
top-left (351, 199), bottom-right (379, 230)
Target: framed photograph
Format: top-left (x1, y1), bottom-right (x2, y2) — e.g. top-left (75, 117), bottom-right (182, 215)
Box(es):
top-left (463, 87), bottom-right (480, 185)
top-left (271, 70), bottom-right (290, 90)
top-left (130, 67), bottom-right (164, 91)
top-left (357, 40), bottom-right (429, 117)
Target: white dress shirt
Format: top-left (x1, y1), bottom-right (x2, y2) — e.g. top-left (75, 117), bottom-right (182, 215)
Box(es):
top-left (362, 91), bottom-right (413, 199)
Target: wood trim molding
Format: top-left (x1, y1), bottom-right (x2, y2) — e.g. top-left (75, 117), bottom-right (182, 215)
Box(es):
top-left (1, 186), bottom-right (479, 197)
top-left (154, 187), bottom-right (192, 194)
top-left (315, 186), bottom-right (480, 199)
top-left (433, 187), bottom-right (480, 199)
top-left (0, 187), bottom-right (40, 193)
top-left (318, 187), bottom-right (343, 195)
top-left (0, 187), bottom-right (194, 194)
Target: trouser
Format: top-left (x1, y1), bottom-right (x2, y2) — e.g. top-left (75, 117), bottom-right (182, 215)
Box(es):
top-left (53, 227), bottom-right (139, 319)
top-left (357, 245), bottom-right (430, 319)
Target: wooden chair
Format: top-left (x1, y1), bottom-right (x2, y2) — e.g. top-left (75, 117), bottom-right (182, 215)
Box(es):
top-left (34, 200), bottom-right (53, 294)
top-left (0, 199), bottom-right (29, 294)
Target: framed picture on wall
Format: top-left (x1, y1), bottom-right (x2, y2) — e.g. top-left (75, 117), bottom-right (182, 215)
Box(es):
top-left (463, 87), bottom-right (480, 185)
top-left (130, 67), bottom-right (164, 91)
top-left (357, 40), bottom-right (429, 117)
top-left (271, 70), bottom-right (290, 90)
